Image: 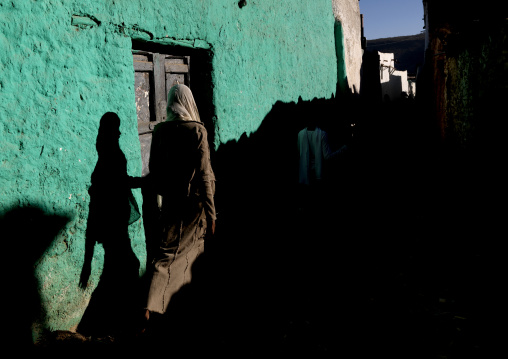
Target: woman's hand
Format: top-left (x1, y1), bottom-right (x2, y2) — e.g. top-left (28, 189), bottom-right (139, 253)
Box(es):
top-left (206, 219), bottom-right (216, 239)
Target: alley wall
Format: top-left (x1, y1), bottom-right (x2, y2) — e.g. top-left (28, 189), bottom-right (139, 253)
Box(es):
top-left (0, 0), bottom-right (341, 342)
top-left (332, 0), bottom-right (363, 95)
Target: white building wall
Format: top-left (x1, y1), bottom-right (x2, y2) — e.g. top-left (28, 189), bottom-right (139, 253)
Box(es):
top-left (409, 81), bottom-right (416, 96)
top-left (379, 51), bottom-right (410, 101)
top-left (394, 70), bottom-right (409, 94)
top-left (379, 52), bottom-right (395, 84)
top-left (332, 0), bottom-right (363, 94)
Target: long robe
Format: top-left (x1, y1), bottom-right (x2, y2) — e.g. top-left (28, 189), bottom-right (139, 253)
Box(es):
top-left (146, 85), bottom-right (216, 314)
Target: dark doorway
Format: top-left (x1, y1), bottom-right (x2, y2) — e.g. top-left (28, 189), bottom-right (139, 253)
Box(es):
top-left (131, 41), bottom-right (215, 176)
top-left (133, 50), bottom-right (190, 176)
top-left (131, 40), bottom-right (215, 263)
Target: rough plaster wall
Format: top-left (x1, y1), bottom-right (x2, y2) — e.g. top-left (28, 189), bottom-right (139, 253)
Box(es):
top-left (208, 1), bottom-right (338, 146)
top-left (0, 0), bottom-right (338, 339)
top-left (422, 3), bottom-right (508, 151)
top-left (69, 1), bottom-right (338, 145)
top-left (332, 0), bottom-right (362, 94)
top-left (446, 54), bottom-right (474, 147)
top-left (444, 36), bottom-right (505, 149)
top-left (0, 1), bottom-right (145, 339)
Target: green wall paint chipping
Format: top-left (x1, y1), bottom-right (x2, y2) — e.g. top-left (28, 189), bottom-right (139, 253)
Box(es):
top-left (0, 0), bottom-right (339, 340)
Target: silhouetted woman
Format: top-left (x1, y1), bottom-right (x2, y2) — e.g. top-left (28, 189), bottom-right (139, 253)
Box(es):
top-left (137, 84), bottom-right (216, 329)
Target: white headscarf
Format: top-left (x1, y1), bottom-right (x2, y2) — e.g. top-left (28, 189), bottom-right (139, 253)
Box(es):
top-left (166, 84), bottom-right (201, 123)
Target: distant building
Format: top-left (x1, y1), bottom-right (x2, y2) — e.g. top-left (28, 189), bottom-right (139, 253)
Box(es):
top-left (408, 78), bottom-right (416, 97)
top-left (379, 52), bottom-right (410, 101)
top-left (360, 50), bottom-right (414, 102)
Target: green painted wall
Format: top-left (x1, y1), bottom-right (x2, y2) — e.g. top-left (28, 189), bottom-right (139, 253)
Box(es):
top-left (0, 0), bottom-right (338, 341)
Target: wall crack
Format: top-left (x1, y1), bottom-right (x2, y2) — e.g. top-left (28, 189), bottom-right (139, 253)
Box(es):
top-left (71, 14), bottom-right (101, 29)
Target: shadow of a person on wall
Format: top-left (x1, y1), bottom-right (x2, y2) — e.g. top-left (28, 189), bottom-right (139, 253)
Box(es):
top-left (78, 112), bottom-right (142, 339)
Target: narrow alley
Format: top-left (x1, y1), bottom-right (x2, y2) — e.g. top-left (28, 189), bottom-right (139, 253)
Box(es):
top-left (34, 96), bottom-right (494, 358)
top-left (1, 1), bottom-right (504, 358)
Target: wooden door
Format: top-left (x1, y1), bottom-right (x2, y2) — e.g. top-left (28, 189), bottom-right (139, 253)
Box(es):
top-left (133, 51), bottom-right (190, 176)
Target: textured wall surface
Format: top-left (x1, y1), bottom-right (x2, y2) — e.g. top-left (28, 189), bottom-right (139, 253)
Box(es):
top-left (421, 1), bottom-right (508, 151)
top-left (332, 0), bottom-right (362, 94)
top-left (0, 0), bottom-right (339, 341)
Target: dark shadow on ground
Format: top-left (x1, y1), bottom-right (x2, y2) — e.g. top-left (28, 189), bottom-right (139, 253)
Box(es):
top-left (1, 204), bottom-right (71, 351)
top-left (34, 95), bottom-right (495, 358)
top-left (164, 94), bottom-right (494, 357)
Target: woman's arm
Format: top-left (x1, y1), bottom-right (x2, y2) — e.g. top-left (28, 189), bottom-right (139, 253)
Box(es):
top-left (196, 126), bottom-right (217, 226)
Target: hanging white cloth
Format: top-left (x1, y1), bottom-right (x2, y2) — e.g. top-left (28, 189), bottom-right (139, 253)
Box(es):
top-left (298, 127), bottom-right (344, 185)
